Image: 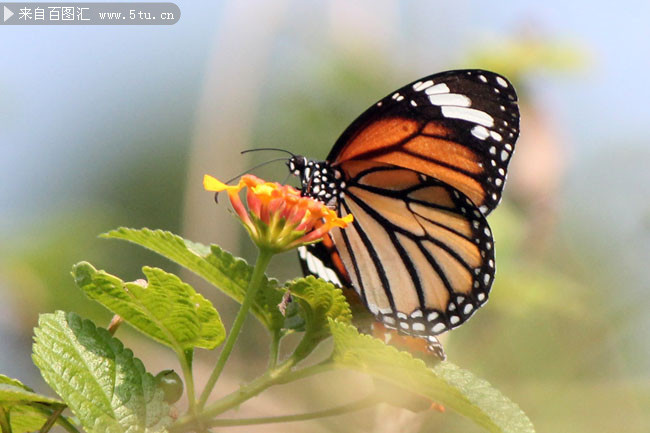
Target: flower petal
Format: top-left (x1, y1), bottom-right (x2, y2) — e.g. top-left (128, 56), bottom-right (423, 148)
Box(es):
top-left (203, 174), bottom-right (242, 193)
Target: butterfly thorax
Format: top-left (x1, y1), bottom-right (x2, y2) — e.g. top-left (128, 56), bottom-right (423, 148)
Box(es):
top-left (287, 156), bottom-right (346, 207)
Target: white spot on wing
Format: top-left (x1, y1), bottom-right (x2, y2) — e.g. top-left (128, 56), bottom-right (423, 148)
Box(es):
top-left (425, 83), bottom-right (450, 95)
top-left (441, 106), bottom-right (494, 127)
top-left (471, 125), bottom-right (490, 140)
top-left (428, 93), bottom-right (471, 107)
top-left (325, 268), bottom-right (342, 287)
top-left (413, 80), bottom-right (434, 91)
top-left (496, 76), bottom-right (508, 87)
top-left (432, 323), bottom-right (446, 333)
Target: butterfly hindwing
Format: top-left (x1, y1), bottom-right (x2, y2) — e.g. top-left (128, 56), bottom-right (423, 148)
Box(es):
top-left (328, 69), bottom-right (519, 216)
top-left (298, 237), bottom-right (348, 289)
top-left (322, 162), bottom-right (495, 338)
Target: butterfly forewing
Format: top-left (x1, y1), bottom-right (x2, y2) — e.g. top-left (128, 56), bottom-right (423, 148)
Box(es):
top-left (328, 69), bottom-right (519, 215)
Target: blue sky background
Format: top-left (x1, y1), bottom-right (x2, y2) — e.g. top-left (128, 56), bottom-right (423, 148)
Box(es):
top-left (1, 1), bottom-right (649, 220)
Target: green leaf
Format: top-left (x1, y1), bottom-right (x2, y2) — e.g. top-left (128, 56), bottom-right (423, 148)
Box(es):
top-left (101, 227), bottom-right (285, 332)
top-left (285, 277), bottom-right (351, 360)
top-left (0, 384), bottom-right (63, 406)
top-left (73, 261), bottom-right (225, 352)
top-left (7, 405), bottom-right (50, 433)
top-left (0, 375), bottom-right (30, 391)
top-left (0, 375), bottom-right (69, 433)
top-left (32, 311), bottom-right (171, 433)
top-left (329, 320), bottom-right (535, 433)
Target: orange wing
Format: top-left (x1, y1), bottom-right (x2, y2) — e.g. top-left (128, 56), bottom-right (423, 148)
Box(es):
top-left (328, 70), bottom-right (519, 215)
top-left (301, 162), bottom-right (495, 346)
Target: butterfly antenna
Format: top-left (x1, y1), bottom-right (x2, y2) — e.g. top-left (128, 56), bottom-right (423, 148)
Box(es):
top-left (214, 157), bottom-right (289, 203)
top-left (240, 147), bottom-right (296, 158)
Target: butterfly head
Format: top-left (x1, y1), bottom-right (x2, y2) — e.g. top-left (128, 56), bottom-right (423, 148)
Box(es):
top-left (287, 156), bottom-right (345, 206)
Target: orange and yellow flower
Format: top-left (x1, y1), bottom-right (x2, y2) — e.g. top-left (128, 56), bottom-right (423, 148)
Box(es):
top-left (204, 174), bottom-right (353, 253)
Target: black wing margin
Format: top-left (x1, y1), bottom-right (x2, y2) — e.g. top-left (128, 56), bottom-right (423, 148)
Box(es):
top-left (327, 162), bottom-right (496, 340)
top-left (328, 69), bottom-right (520, 216)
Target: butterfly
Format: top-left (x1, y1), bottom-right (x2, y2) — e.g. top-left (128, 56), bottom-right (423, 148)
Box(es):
top-left (287, 70), bottom-right (519, 357)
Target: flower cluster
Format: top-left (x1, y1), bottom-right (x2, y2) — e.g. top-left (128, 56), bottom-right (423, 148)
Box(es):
top-left (204, 174), bottom-right (353, 253)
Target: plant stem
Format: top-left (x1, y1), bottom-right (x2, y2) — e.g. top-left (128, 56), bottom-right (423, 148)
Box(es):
top-left (172, 367), bottom-right (280, 432)
top-left (178, 351), bottom-right (199, 420)
top-left (198, 249), bottom-right (274, 408)
top-left (172, 357), bottom-right (341, 432)
top-left (106, 314), bottom-right (123, 335)
top-left (31, 404), bottom-right (80, 433)
top-left (275, 360), bottom-right (336, 384)
top-left (268, 330), bottom-right (281, 369)
top-left (205, 358), bottom-right (295, 417)
top-left (0, 408), bottom-right (12, 433)
top-left (207, 394), bottom-right (379, 427)
top-left (53, 415), bottom-right (81, 433)
top-left (39, 406), bottom-right (65, 433)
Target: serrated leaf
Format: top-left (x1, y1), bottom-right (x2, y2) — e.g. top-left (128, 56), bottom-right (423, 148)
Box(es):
top-left (285, 277), bottom-right (351, 359)
top-left (32, 311), bottom-right (171, 433)
top-left (102, 227), bottom-right (285, 332)
top-left (329, 320), bottom-right (535, 433)
top-left (73, 261), bottom-right (225, 351)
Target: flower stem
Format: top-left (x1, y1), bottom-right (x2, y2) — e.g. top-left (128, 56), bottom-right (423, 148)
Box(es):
top-left (51, 414), bottom-right (80, 433)
top-left (172, 356), bottom-right (337, 432)
top-left (38, 405), bottom-right (65, 433)
top-left (178, 350), bottom-right (199, 419)
top-left (275, 359), bottom-right (336, 384)
top-left (172, 358), bottom-right (293, 432)
top-left (268, 330), bottom-right (281, 369)
top-left (206, 394), bottom-right (379, 427)
top-left (198, 248), bottom-right (274, 408)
